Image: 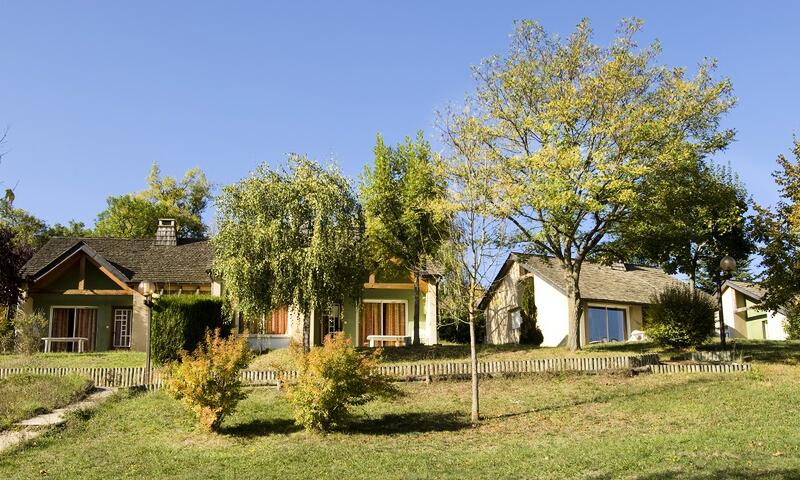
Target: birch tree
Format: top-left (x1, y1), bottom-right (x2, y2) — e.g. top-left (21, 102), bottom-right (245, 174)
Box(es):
top-left (214, 156), bottom-right (366, 350)
top-left (446, 18), bottom-right (735, 350)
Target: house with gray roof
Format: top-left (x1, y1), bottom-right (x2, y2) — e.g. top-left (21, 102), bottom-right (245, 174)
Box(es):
top-left (720, 280), bottom-right (789, 340)
top-left (19, 219), bottom-right (219, 352)
top-left (477, 253), bottom-right (684, 347)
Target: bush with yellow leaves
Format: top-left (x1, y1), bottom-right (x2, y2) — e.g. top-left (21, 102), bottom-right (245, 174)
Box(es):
top-left (165, 329), bottom-right (252, 431)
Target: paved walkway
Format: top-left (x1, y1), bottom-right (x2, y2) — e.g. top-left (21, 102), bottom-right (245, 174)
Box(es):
top-left (0, 388), bottom-right (115, 454)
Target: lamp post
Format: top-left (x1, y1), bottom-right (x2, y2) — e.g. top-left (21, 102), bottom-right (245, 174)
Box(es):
top-left (138, 281), bottom-right (156, 385)
top-left (717, 256), bottom-right (737, 349)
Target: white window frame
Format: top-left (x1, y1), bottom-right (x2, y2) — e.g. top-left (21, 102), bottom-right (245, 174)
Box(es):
top-left (358, 299), bottom-right (410, 341)
top-left (113, 308), bottom-right (132, 348)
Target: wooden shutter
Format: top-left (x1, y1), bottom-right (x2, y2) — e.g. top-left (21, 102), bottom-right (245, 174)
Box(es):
top-left (74, 308), bottom-right (97, 352)
top-left (50, 308), bottom-right (71, 352)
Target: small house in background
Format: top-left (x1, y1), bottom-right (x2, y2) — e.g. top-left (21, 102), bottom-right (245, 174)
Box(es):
top-left (236, 269), bottom-right (440, 351)
top-left (478, 253), bottom-right (683, 347)
top-left (720, 281), bottom-right (788, 340)
top-left (19, 219), bottom-right (219, 352)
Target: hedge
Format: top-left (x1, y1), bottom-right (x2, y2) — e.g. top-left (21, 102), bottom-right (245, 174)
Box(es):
top-left (151, 295), bottom-right (232, 364)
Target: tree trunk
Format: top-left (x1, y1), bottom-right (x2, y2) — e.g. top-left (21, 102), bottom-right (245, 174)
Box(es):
top-left (302, 310), bottom-right (311, 352)
top-left (468, 306), bottom-right (479, 424)
top-left (412, 272), bottom-right (421, 345)
top-left (566, 272), bottom-right (583, 352)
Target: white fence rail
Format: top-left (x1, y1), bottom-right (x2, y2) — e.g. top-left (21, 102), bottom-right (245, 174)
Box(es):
top-left (0, 354), bottom-right (751, 388)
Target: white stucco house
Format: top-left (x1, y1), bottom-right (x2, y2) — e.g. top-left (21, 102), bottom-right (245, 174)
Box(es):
top-left (720, 281), bottom-right (789, 340)
top-left (477, 253), bottom-right (684, 347)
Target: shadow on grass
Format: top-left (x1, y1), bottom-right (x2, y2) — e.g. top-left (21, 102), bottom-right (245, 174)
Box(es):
top-left (346, 411), bottom-right (471, 435)
top-left (370, 343), bottom-right (552, 363)
top-left (589, 468), bottom-right (800, 479)
top-left (221, 418), bottom-right (302, 437)
top-left (488, 375), bottom-right (723, 421)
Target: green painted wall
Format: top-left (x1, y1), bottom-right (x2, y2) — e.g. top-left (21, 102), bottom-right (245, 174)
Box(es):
top-left (32, 294), bottom-right (133, 352)
top-left (45, 260), bottom-right (120, 291)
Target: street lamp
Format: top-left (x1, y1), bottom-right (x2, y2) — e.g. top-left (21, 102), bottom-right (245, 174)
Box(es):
top-left (717, 256), bottom-right (737, 349)
top-left (138, 280), bottom-right (157, 385)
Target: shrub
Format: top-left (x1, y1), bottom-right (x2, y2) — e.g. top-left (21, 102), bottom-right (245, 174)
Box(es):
top-left (286, 333), bottom-right (399, 432)
top-left (518, 278), bottom-right (544, 345)
top-left (165, 329), bottom-right (252, 431)
top-left (438, 313), bottom-right (485, 344)
top-left (152, 295), bottom-right (232, 364)
top-left (13, 311), bottom-right (48, 355)
top-left (645, 285), bottom-right (716, 348)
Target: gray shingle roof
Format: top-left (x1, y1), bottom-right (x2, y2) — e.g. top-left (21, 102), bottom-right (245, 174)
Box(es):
top-left (518, 253), bottom-right (684, 304)
top-left (21, 237), bottom-right (214, 284)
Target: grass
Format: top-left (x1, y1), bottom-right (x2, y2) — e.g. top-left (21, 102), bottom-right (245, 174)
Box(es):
top-left (0, 351), bottom-right (145, 369)
top-left (1, 364), bottom-right (799, 479)
top-left (0, 374), bottom-right (94, 430)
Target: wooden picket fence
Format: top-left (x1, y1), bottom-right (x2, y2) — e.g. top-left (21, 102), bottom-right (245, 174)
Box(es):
top-left (650, 363), bottom-right (751, 374)
top-left (0, 353), bottom-right (749, 388)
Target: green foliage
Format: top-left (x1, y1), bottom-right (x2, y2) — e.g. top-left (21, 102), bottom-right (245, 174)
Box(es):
top-left (152, 295), bottom-right (231, 364)
top-left (360, 132), bottom-right (448, 274)
top-left (286, 333), bottom-right (399, 432)
top-left (443, 18), bottom-right (734, 350)
top-left (608, 161), bottom-right (753, 291)
top-left (9, 310), bottom-right (49, 355)
top-left (755, 139), bottom-right (800, 313)
top-left (214, 156), bottom-right (366, 347)
top-left (165, 329), bottom-right (252, 431)
top-left (518, 278), bottom-right (543, 346)
top-left (95, 163), bottom-right (210, 238)
top-left (783, 302), bottom-right (800, 341)
top-left (645, 285), bottom-right (716, 348)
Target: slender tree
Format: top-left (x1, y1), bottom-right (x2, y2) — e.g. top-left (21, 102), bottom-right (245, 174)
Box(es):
top-left (439, 114), bottom-right (509, 423)
top-left (360, 132), bottom-right (449, 345)
top-left (446, 18), bottom-right (735, 350)
top-left (214, 156), bottom-right (366, 350)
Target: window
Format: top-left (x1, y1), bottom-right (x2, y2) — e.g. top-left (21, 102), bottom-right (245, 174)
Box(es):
top-left (239, 306), bottom-right (288, 335)
top-left (359, 301), bottom-right (407, 346)
top-left (587, 307), bottom-right (626, 343)
top-left (322, 304), bottom-right (343, 338)
top-left (113, 308), bottom-right (132, 348)
top-left (50, 307), bottom-right (98, 352)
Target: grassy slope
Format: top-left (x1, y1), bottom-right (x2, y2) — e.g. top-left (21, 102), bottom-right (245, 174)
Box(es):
top-left (1, 365), bottom-right (798, 479)
top-left (0, 374), bottom-right (94, 430)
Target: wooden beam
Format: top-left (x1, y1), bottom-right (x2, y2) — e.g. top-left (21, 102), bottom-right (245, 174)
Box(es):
top-left (363, 283), bottom-right (415, 290)
top-left (38, 289), bottom-right (133, 296)
top-left (78, 256), bottom-right (86, 290)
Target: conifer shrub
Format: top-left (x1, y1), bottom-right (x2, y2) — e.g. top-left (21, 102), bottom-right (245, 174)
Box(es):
top-left (286, 333), bottom-right (399, 432)
top-left (165, 329), bottom-right (252, 431)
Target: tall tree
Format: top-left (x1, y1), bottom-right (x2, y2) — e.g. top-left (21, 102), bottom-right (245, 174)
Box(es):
top-left (214, 156), bottom-right (366, 350)
top-left (756, 139), bottom-right (800, 313)
top-left (606, 161), bottom-right (753, 291)
top-left (439, 114), bottom-right (509, 423)
top-left (446, 18), bottom-right (735, 350)
top-left (94, 163), bottom-right (211, 238)
top-left (360, 132), bottom-right (449, 345)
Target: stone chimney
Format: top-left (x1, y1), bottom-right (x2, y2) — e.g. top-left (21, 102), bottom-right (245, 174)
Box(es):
top-left (155, 218), bottom-right (177, 246)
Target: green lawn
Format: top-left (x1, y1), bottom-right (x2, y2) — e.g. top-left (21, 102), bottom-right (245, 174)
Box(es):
top-left (1, 364), bottom-right (798, 479)
top-left (0, 351), bottom-right (145, 369)
top-left (0, 374), bottom-right (94, 431)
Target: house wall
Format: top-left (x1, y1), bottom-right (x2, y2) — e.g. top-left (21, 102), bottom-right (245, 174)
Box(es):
top-left (484, 263), bottom-right (524, 345)
top-left (533, 274), bottom-right (570, 347)
top-left (32, 294), bottom-right (133, 352)
top-left (766, 311), bottom-right (789, 340)
top-left (721, 287), bottom-right (789, 341)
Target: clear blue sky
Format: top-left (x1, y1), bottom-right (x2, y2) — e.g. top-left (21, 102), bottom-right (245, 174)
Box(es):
top-left (0, 1), bottom-right (796, 228)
